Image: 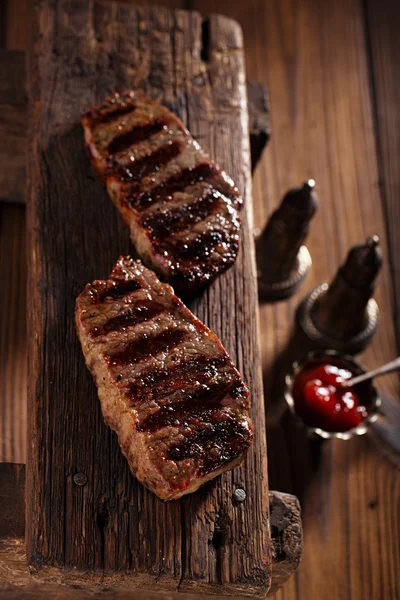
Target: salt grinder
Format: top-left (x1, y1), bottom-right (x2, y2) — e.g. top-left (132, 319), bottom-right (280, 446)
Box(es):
top-left (256, 180), bottom-right (318, 299)
top-left (297, 235), bottom-right (382, 354)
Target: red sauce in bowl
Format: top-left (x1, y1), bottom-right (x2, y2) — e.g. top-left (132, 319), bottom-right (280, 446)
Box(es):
top-left (292, 359), bottom-right (371, 432)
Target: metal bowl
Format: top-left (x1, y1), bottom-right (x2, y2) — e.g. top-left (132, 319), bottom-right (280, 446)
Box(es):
top-left (284, 349), bottom-right (381, 440)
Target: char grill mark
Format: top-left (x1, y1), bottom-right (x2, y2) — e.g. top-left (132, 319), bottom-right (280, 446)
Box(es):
top-left (90, 280), bottom-right (141, 303)
top-left (137, 380), bottom-right (245, 433)
top-left (82, 91), bottom-right (244, 296)
top-left (141, 192), bottom-right (222, 239)
top-left (125, 163), bottom-right (219, 210)
top-left (160, 229), bottom-right (235, 262)
top-left (90, 300), bottom-right (163, 337)
top-left (108, 141), bottom-right (182, 182)
top-left (126, 355), bottom-right (228, 401)
top-left (76, 258), bottom-right (252, 499)
top-left (87, 103), bottom-right (136, 127)
top-left (168, 417), bottom-right (252, 476)
top-left (107, 119), bottom-right (167, 155)
top-left (107, 328), bottom-right (186, 366)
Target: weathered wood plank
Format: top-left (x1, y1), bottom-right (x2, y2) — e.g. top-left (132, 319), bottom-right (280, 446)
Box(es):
top-left (0, 464), bottom-right (302, 596)
top-left (0, 50), bottom-right (269, 473)
top-left (0, 204), bottom-right (27, 464)
top-left (179, 14), bottom-right (270, 595)
top-left (0, 47), bottom-right (269, 204)
top-left (0, 50), bottom-right (27, 203)
top-left (268, 492), bottom-right (302, 596)
top-left (1, 537), bottom-right (239, 600)
top-left (366, 0), bottom-right (400, 351)
top-left (27, 2), bottom-right (271, 596)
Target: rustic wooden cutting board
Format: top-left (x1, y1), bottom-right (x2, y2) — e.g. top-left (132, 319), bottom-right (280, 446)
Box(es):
top-left (27, 1), bottom-right (270, 596)
top-left (0, 463), bottom-right (302, 598)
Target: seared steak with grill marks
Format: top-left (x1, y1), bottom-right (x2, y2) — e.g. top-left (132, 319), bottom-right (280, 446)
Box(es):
top-left (75, 257), bottom-right (253, 500)
top-left (81, 91), bottom-right (242, 296)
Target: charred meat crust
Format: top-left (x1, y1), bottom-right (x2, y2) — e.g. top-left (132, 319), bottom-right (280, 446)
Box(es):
top-left (75, 257), bottom-right (253, 500)
top-left (81, 90), bottom-right (243, 296)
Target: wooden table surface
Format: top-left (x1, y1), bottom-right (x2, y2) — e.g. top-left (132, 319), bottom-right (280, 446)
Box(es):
top-left (1, 0), bottom-right (399, 599)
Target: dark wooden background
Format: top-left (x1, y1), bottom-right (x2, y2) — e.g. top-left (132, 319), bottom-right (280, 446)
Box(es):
top-left (1, 0), bottom-right (399, 599)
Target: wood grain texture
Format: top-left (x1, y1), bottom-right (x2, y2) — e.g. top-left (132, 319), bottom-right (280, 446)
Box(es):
top-left (268, 492), bottom-right (302, 596)
top-left (1, 0), bottom-right (32, 50)
top-left (191, 0), bottom-right (400, 599)
top-left (1, 536), bottom-right (246, 600)
top-left (0, 50), bottom-right (269, 205)
top-left (0, 465), bottom-right (302, 597)
top-left (0, 1), bottom-right (6, 48)
top-left (0, 50), bottom-right (27, 203)
top-left (26, 1), bottom-right (271, 596)
top-left (1, 0), bottom-right (188, 51)
top-left (366, 0), bottom-right (400, 350)
top-left (0, 204), bottom-right (27, 463)
top-left (0, 464), bottom-right (25, 537)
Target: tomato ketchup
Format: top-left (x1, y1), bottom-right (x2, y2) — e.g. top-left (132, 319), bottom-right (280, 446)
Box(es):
top-left (292, 359), bottom-right (370, 432)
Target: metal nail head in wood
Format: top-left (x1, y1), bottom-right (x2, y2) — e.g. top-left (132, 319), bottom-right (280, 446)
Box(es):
top-left (233, 488), bottom-right (247, 503)
top-left (73, 473), bottom-right (88, 486)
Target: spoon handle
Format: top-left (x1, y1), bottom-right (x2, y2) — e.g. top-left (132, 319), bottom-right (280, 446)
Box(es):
top-left (345, 356), bottom-right (400, 387)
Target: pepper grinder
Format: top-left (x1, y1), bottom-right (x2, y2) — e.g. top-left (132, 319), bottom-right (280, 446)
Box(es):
top-left (297, 235), bottom-right (382, 354)
top-left (256, 180), bottom-right (318, 300)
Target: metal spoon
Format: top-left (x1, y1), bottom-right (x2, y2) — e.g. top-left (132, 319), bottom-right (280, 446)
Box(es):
top-left (341, 356), bottom-right (400, 388)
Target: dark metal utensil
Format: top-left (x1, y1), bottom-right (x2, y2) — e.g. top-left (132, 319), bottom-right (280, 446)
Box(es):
top-left (340, 356), bottom-right (400, 388)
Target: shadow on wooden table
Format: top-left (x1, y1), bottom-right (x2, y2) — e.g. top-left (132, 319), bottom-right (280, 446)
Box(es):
top-left (263, 322), bottom-right (327, 505)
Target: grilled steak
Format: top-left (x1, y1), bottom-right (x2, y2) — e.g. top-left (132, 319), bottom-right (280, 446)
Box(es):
top-left (75, 257), bottom-right (253, 500)
top-left (81, 91), bottom-right (242, 296)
